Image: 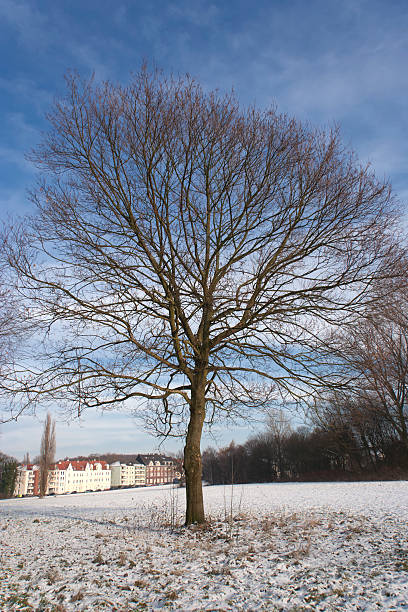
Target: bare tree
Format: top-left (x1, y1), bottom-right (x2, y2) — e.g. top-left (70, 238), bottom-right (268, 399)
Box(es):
top-left (0, 255), bottom-right (24, 374)
top-left (313, 390), bottom-right (398, 471)
top-left (0, 236), bottom-right (35, 425)
top-left (2, 69), bottom-right (403, 523)
top-left (327, 300), bottom-right (408, 461)
top-left (39, 413), bottom-right (56, 498)
top-left (266, 409), bottom-right (292, 479)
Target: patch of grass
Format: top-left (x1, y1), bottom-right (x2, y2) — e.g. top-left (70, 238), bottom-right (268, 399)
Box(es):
top-left (260, 517), bottom-right (277, 533)
top-left (70, 589), bottom-right (84, 602)
top-left (395, 560), bottom-right (408, 571)
top-left (303, 516), bottom-right (321, 529)
top-left (289, 536), bottom-right (311, 560)
top-left (331, 587), bottom-right (346, 597)
top-left (4, 590), bottom-right (32, 609)
top-left (46, 568), bottom-right (60, 584)
top-left (208, 565), bottom-right (232, 576)
top-left (304, 588), bottom-right (327, 604)
top-left (92, 549), bottom-right (106, 565)
top-left (188, 520), bottom-right (214, 534)
top-left (118, 551), bottom-right (127, 566)
top-left (129, 600), bottom-right (149, 609)
top-left (345, 524), bottom-right (365, 538)
top-left (37, 592), bottom-right (52, 610)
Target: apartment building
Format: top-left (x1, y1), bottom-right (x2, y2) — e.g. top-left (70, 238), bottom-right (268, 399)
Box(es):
top-left (13, 454), bottom-right (177, 496)
top-left (110, 461), bottom-right (146, 488)
top-left (137, 454), bottom-right (176, 485)
top-left (48, 460), bottom-right (111, 494)
top-left (15, 460), bottom-right (111, 496)
top-left (14, 464), bottom-right (40, 497)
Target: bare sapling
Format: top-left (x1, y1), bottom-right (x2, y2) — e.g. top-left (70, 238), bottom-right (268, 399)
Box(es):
top-left (39, 413), bottom-right (56, 498)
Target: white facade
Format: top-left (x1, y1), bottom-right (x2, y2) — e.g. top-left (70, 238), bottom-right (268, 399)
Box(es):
top-left (48, 460), bottom-right (111, 494)
top-left (110, 462), bottom-right (146, 487)
top-left (14, 464), bottom-right (40, 497)
top-left (13, 456), bottom-right (175, 497)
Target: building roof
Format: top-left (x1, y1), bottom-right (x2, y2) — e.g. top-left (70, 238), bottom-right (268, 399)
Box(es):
top-left (109, 460), bottom-right (145, 467)
top-left (54, 460), bottom-right (109, 471)
top-left (137, 454), bottom-right (174, 466)
top-left (19, 464), bottom-right (39, 471)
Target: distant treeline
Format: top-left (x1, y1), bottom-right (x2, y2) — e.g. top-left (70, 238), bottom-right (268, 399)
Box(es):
top-left (65, 452), bottom-right (180, 465)
top-left (65, 453), bottom-right (142, 464)
top-left (202, 422), bottom-right (408, 485)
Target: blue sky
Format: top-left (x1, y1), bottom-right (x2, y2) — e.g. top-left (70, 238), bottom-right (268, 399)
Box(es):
top-left (1, 0), bottom-right (408, 460)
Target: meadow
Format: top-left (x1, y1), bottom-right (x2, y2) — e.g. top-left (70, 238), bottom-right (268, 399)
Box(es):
top-left (1, 481), bottom-right (407, 610)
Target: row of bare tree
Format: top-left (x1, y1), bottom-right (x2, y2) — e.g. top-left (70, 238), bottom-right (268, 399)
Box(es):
top-left (204, 290), bottom-right (408, 485)
top-left (0, 67), bottom-right (407, 522)
top-left (203, 413), bottom-right (406, 486)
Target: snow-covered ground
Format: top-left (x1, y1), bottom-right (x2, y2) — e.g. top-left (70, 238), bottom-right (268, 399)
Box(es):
top-left (1, 481), bottom-right (407, 610)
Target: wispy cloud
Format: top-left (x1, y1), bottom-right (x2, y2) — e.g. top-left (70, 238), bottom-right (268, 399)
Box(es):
top-left (1, 0), bottom-right (407, 458)
top-left (0, 76), bottom-right (52, 114)
top-left (0, 0), bottom-right (50, 50)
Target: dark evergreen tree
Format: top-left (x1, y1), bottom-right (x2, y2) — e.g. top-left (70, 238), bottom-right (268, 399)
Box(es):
top-left (0, 453), bottom-right (18, 498)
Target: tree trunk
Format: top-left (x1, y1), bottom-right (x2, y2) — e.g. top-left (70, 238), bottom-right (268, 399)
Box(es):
top-left (184, 377), bottom-right (206, 525)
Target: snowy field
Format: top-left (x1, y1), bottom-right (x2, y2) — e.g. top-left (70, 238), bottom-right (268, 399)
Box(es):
top-left (1, 481), bottom-right (408, 611)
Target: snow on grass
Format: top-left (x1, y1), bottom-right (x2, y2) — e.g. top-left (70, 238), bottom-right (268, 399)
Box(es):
top-left (1, 481), bottom-right (408, 610)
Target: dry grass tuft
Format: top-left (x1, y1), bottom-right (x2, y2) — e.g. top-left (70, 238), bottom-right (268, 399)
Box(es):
top-left (188, 520), bottom-right (214, 534)
top-left (289, 536), bottom-right (311, 560)
top-left (304, 517), bottom-right (321, 529)
top-left (46, 567), bottom-right (60, 584)
top-left (92, 550), bottom-right (105, 565)
top-left (118, 551), bottom-right (127, 566)
top-left (70, 589), bottom-right (84, 602)
top-left (260, 517), bottom-right (276, 533)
